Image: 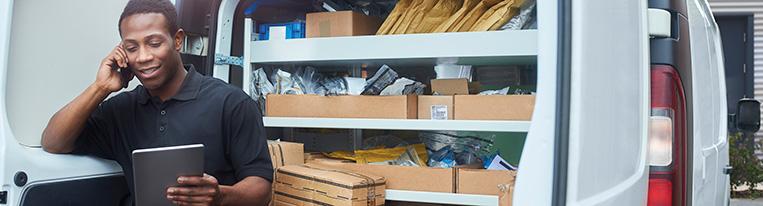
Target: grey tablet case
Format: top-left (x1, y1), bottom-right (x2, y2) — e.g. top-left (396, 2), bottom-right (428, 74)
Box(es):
top-left (132, 144), bottom-right (204, 206)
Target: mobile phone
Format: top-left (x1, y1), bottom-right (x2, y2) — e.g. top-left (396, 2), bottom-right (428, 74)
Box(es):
top-left (119, 66), bottom-right (132, 88)
top-left (112, 64), bottom-right (133, 89)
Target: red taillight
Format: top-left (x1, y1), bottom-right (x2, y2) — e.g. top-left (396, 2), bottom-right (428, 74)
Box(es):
top-left (648, 65), bottom-right (686, 206)
top-left (648, 178), bottom-right (673, 206)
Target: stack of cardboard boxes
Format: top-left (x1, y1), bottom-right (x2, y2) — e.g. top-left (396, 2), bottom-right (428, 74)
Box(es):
top-left (267, 141), bottom-right (516, 206)
top-left (266, 78), bottom-right (534, 121)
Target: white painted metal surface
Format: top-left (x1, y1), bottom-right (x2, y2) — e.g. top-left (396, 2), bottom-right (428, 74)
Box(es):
top-left (249, 30), bottom-right (537, 65)
top-left (648, 9), bottom-right (672, 38)
top-left (243, 18), bottom-right (253, 95)
top-left (688, 0), bottom-right (730, 205)
top-left (2, 1), bottom-right (126, 205)
top-left (212, 0), bottom-right (239, 82)
top-left (385, 189), bottom-right (499, 206)
top-left (512, 0), bottom-right (557, 205)
top-left (566, 0), bottom-right (650, 205)
top-left (263, 117), bottom-right (530, 132)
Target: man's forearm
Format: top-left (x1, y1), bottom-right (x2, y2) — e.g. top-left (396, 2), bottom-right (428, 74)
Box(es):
top-left (41, 83), bottom-right (110, 153)
top-left (219, 176), bottom-right (272, 206)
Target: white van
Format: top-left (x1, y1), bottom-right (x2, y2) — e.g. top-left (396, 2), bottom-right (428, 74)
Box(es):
top-left (0, 0), bottom-right (758, 205)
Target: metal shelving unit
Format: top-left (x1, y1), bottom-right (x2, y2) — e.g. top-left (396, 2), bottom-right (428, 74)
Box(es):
top-left (263, 117), bottom-right (530, 132)
top-left (242, 18), bottom-right (536, 205)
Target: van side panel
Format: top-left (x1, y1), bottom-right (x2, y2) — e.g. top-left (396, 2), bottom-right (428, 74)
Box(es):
top-left (566, 0), bottom-right (651, 205)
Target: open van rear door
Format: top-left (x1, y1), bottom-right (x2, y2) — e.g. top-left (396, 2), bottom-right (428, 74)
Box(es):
top-left (0, 1), bottom-right (129, 205)
top-left (563, 0), bottom-right (652, 205)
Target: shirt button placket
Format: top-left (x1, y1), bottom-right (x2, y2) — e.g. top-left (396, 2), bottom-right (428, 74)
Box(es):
top-left (159, 109), bottom-right (168, 135)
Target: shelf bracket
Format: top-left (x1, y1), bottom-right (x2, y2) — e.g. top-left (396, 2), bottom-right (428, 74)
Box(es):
top-left (214, 53), bottom-right (244, 67)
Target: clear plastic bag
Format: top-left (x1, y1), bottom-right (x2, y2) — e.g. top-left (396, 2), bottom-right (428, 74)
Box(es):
top-left (420, 131), bottom-right (496, 168)
top-left (294, 67), bottom-right (326, 95)
top-left (271, 69), bottom-right (305, 95)
top-left (250, 68), bottom-right (275, 101)
top-left (500, 0), bottom-right (536, 30)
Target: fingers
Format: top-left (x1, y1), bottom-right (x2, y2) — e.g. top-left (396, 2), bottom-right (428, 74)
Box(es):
top-left (167, 192), bottom-right (215, 204)
top-left (113, 46), bottom-right (129, 69)
top-left (177, 174), bottom-right (218, 186)
top-left (167, 186), bottom-right (217, 196)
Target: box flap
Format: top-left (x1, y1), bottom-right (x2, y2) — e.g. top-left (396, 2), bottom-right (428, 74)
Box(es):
top-left (431, 79), bottom-right (469, 95)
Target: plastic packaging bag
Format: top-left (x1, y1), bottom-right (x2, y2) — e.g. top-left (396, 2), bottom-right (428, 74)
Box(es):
top-left (250, 68), bottom-right (275, 101)
top-left (500, 0), bottom-right (536, 30)
top-left (420, 131), bottom-right (496, 168)
top-left (324, 144), bottom-right (428, 166)
top-left (379, 77), bottom-right (426, 96)
top-left (479, 86), bottom-right (511, 95)
top-left (435, 64), bottom-right (473, 80)
top-left (272, 69), bottom-right (305, 95)
top-left (294, 67), bottom-right (326, 95)
top-left (362, 65), bottom-right (399, 95)
top-left (345, 77), bottom-right (367, 95)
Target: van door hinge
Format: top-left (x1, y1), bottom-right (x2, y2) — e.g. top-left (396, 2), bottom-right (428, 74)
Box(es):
top-left (0, 191), bottom-right (7, 204)
top-left (744, 64), bottom-right (747, 73)
top-left (744, 32), bottom-right (747, 43)
top-left (648, 8), bottom-right (672, 38)
top-left (214, 53), bottom-right (244, 67)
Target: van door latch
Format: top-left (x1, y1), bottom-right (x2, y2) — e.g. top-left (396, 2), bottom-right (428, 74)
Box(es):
top-left (724, 165), bottom-right (733, 175)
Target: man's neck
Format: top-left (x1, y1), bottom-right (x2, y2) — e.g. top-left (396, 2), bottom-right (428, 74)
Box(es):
top-left (149, 64), bottom-right (188, 102)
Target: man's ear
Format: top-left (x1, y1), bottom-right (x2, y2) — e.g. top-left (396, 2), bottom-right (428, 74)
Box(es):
top-left (174, 28), bottom-right (185, 52)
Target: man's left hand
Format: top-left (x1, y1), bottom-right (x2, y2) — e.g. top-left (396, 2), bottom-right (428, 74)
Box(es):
top-left (167, 173), bottom-right (221, 206)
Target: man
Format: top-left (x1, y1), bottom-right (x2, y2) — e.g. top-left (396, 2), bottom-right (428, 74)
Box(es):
top-left (40, 0), bottom-right (273, 205)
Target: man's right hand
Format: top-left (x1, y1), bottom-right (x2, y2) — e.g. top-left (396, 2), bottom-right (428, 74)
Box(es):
top-left (94, 44), bottom-right (133, 94)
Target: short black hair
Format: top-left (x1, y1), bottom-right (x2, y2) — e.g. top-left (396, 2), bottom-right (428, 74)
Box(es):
top-left (118, 0), bottom-right (178, 36)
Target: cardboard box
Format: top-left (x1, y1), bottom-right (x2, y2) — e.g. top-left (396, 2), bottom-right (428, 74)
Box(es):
top-left (268, 141), bottom-right (305, 169)
top-left (274, 165), bottom-right (385, 206)
top-left (431, 79), bottom-right (469, 95)
top-left (307, 161), bottom-right (455, 193)
top-left (454, 95), bottom-right (535, 120)
top-left (456, 169), bottom-right (517, 206)
top-left (267, 141), bottom-right (304, 206)
top-left (306, 11), bottom-right (383, 38)
top-left (266, 95), bottom-right (417, 119)
top-left (418, 95), bottom-right (454, 120)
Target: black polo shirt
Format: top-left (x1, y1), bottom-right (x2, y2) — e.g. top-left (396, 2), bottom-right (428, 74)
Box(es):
top-left (72, 65), bottom-right (273, 198)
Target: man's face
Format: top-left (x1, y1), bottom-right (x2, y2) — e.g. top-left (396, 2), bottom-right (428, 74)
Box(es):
top-left (120, 13), bottom-right (181, 91)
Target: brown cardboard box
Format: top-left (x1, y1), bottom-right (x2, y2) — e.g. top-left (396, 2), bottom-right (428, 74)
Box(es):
top-left (306, 11), bottom-right (383, 38)
top-left (454, 95), bottom-right (535, 120)
top-left (431, 79), bottom-right (469, 95)
top-left (274, 165), bottom-right (385, 206)
top-left (267, 141), bottom-right (304, 206)
top-left (456, 169), bottom-right (517, 206)
top-left (268, 141), bottom-right (305, 169)
top-left (307, 161), bottom-right (455, 193)
top-left (418, 95), bottom-right (454, 120)
top-left (266, 95), bottom-right (417, 119)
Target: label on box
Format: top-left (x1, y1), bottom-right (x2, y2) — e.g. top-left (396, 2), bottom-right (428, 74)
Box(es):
top-left (431, 105), bottom-right (448, 120)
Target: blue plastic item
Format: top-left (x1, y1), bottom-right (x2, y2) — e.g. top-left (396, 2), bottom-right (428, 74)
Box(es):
top-left (258, 22), bottom-right (305, 40)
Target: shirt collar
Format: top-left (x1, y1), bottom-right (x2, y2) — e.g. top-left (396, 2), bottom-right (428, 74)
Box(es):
top-left (137, 64), bottom-right (201, 105)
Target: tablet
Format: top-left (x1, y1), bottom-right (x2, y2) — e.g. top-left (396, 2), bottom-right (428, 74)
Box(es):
top-left (132, 144), bottom-right (204, 206)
